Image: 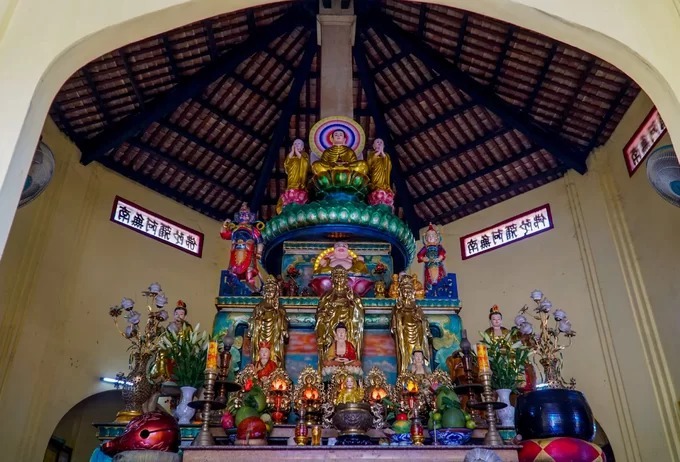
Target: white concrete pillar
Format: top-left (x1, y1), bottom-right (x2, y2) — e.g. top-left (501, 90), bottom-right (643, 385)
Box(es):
top-left (317, 0), bottom-right (355, 119)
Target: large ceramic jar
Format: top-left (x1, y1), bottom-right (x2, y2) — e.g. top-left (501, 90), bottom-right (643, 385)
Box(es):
top-left (515, 388), bottom-right (594, 441)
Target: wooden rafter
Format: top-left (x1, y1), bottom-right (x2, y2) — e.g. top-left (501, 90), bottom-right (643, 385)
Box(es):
top-left (371, 10), bottom-right (588, 174)
top-left (354, 32), bottom-right (425, 236)
top-left (249, 32), bottom-right (318, 214)
top-left (79, 7), bottom-right (310, 165)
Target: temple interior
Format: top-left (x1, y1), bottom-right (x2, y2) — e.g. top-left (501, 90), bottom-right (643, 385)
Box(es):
top-left (0, 1), bottom-right (679, 461)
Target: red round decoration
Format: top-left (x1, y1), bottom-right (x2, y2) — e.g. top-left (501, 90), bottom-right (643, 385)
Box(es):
top-left (236, 416), bottom-right (267, 440)
top-left (518, 437), bottom-right (606, 462)
top-left (101, 411), bottom-right (180, 456)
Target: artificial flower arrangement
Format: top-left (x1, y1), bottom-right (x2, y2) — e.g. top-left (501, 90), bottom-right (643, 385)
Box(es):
top-left (479, 331), bottom-right (531, 391)
top-left (513, 290), bottom-right (576, 389)
top-left (109, 282), bottom-right (169, 367)
top-left (159, 325), bottom-right (209, 389)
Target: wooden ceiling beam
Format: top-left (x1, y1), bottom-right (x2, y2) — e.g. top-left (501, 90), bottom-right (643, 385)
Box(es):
top-left (249, 33), bottom-right (318, 214)
top-left (409, 127), bottom-right (508, 175)
top-left (433, 166), bottom-right (565, 223)
top-left (127, 139), bottom-right (245, 198)
top-left (391, 99), bottom-right (477, 145)
top-left (371, 12), bottom-right (588, 174)
top-left (161, 120), bottom-right (259, 172)
top-left (98, 156), bottom-right (227, 220)
top-left (79, 7), bottom-right (309, 165)
top-left (415, 146), bottom-right (541, 203)
top-left (354, 32), bottom-right (425, 237)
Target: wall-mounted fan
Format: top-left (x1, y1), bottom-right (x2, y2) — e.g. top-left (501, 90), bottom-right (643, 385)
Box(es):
top-left (646, 144), bottom-right (680, 207)
top-left (19, 141), bottom-right (55, 208)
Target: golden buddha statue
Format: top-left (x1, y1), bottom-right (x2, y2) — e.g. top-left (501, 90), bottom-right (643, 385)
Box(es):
top-left (315, 267), bottom-right (365, 369)
top-left (311, 129), bottom-right (368, 177)
top-left (483, 305), bottom-right (510, 341)
top-left (391, 274), bottom-right (432, 375)
top-left (248, 276), bottom-right (289, 368)
top-left (387, 273), bottom-right (400, 298)
top-left (412, 273), bottom-right (425, 299)
top-left (314, 241), bottom-right (368, 274)
top-left (284, 138), bottom-right (310, 190)
top-left (335, 373), bottom-right (364, 405)
top-left (366, 138), bottom-right (393, 192)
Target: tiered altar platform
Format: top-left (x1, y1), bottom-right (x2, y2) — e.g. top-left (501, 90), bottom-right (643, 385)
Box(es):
top-left (181, 445), bottom-right (520, 461)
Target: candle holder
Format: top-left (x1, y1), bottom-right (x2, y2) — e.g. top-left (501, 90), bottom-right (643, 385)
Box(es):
top-left (453, 331), bottom-right (484, 426)
top-left (264, 369), bottom-right (292, 425)
top-left (294, 409), bottom-right (309, 445)
top-left (468, 343), bottom-right (505, 446)
top-left (189, 369), bottom-right (227, 446)
top-left (410, 405), bottom-right (425, 446)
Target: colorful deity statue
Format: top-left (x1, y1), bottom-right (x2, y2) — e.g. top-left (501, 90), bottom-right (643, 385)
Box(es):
top-left (391, 274), bottom-right (432, 375)
top-left (311, 128), bottom-right (369, 178)
top-left (484, 305), bottom-right (510, 341)
top-left (254, 341), bottom-right (278, 380)
top-left (367, 138), bottom-right (395, 208)
top-left (314, 241), bottom-right (368, 274)
top-left (277, 138), bottom-right (310, 214)
top-left (248, 276), bottom-right (289, 368)
top-left (220, 202), bottom-right (264, 293)
top-left (315, 267), bottom-right (365, 373)
top-left (408, 349), bottom-right (431, 376)
top-left (166, 300), bottom-right (193, 340)
top-left (417, 223), bottom-right (447, 291)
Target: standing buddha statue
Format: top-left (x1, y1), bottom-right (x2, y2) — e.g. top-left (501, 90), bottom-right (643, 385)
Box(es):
top-left (315, 266), bottom-right (365, 370)
top-left (391, 274), bottom-right (432, 375)
top-left (248, 276), bottom-right (289, 368)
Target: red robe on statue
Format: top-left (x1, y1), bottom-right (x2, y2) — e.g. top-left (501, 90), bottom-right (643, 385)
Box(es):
top-left (255, 359), bottom-right (277, 380)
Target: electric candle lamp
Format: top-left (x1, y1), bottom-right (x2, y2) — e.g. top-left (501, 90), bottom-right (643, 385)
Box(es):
top-left (206, 340), bottom-right (218, 370)
top-left (476, 343), bottom-right (490, 374)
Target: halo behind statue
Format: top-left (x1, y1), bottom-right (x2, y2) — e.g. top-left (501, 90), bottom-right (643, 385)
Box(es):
top-left (309, 116), bottom-right (365, 159)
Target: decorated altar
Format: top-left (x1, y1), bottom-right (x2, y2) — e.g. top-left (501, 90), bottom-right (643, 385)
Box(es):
top-left (98, 116), bottom-right (606, 462)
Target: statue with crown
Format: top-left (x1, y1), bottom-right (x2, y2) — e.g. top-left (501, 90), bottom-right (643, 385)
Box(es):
top-left (212, 117), bottom-right (464, 446)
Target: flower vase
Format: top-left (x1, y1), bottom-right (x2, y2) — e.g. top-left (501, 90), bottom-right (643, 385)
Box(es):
top-left (175, 386), bottom-right (197, 424)
top-left (495, 388), bottom-right (515, 427)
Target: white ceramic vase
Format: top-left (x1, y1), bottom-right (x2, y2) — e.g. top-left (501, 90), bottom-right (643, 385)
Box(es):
top-left (495, 388), bottom-right (515, 427)
top-left (175, 386), bottom-right (197, 424)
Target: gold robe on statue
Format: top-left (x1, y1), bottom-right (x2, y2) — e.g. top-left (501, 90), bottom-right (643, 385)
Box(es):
top-left (367, 150), bottom-right (393, 192)
top-left (315, 267), bottom-right (365, 367)
top-left (391, 275), bottom-right (432, 375)
top-left (248, 277), bottom-right (289, 367)
top-left (284, 151), bottom-right (310, 190)
top-left (312, 145), bottom-right (368, 176)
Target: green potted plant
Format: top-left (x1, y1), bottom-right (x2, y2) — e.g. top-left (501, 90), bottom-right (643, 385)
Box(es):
top-left (160, 326), bottom-right (209, 424)
top-left (480, 331), bottom-right (530, 427)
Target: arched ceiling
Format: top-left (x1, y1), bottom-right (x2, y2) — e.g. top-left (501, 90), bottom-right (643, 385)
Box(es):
top-left (49, 0), bottom-right (639, 232)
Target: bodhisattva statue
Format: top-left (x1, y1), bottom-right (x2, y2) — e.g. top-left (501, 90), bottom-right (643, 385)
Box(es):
top-left (484, 305), bottom-right (510, 341)
top-left (248, 276), bottom-right (289, 368)
top-left (311, 129), bottom-right (368, 177)
top-left (367, 138), bottom-right (392, 193)
top-left (391, 274), bottom-right (432, 375)
top-left (315, 267), bottom-right (365, 370)
top-left (277, 138), bottom-right (311, 214)
top-left (285, 138), bottom-right (311, 190)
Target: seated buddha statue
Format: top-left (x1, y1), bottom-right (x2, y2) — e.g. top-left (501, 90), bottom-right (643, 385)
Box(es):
top-left (335, 373), bottom-right (364, 405)
top-left (323, 322), bottom-right (361, 368)
top-left (314, 241), bottom-right (368, 274)
top-left (311, 129), bottom-right (368, 177)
